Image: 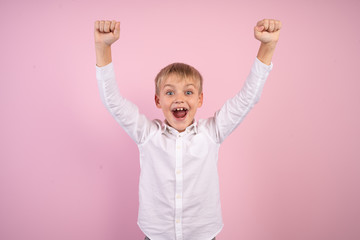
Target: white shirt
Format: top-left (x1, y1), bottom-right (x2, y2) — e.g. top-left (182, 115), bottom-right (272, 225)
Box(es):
top-left (96, 58), bottom-right (272, 240)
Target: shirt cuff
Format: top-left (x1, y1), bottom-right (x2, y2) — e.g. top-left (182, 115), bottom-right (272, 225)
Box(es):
top-left (252, 57), bottom-right (273, 77)
top-left (96, 62), bottom-right (114, 80)
top-left (96, 62), bottom-right (113, 70)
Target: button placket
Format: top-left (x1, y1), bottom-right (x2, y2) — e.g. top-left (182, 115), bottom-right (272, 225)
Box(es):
top-left (175, 134), bottom-right (183, 240)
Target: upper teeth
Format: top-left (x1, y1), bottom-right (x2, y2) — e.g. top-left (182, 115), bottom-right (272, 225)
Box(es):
top-left (175, 108), bottom-right (184, 111)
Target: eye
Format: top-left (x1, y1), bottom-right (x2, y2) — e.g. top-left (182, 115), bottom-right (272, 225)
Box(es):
top-left (185, 91), bottom-right (193, 95)
top-left (166, 91), bottom-right (174, 96)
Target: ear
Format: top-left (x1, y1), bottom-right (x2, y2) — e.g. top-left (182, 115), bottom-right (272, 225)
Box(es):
top-left (198, 92), bottom-right (203, 108)
top-left (155, 95), bottom-right (161, 108)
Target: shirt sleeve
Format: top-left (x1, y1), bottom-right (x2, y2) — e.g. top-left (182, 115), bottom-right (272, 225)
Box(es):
top-left (209, 58), bottom-right (273, 143)
top-left (96, 63), bottom-right (157, 144)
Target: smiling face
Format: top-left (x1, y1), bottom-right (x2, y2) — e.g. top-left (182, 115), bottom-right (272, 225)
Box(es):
top-left (155, 74), bottom-right (203, 132)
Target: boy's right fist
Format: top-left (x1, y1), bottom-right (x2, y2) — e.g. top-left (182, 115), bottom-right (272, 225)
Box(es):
top-left (94, 20), bottom-right (120, 47)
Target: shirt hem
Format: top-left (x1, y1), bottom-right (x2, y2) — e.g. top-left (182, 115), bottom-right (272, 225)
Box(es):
top-left (137, 222), bottom-right (224, 240)
top-left (138, 221), bottom-right (152, 240)
top-left (210, 224), bottom-right (224, 240)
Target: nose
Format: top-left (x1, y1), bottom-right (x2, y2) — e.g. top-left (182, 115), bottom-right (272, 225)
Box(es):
top-left (174, 93), bottom-right (185, 104)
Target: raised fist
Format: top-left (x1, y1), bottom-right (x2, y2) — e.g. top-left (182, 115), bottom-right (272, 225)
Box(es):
top-left (254, 19), bottom-right (281, 44)
top-left (94, 20), bottom-right (120, 46)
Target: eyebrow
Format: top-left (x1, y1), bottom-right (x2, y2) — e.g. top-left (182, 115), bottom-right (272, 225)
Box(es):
top-left (163, 84), bottom-right (196, 88)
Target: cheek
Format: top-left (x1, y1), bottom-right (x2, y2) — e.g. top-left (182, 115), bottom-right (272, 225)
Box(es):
top-left (161, 99), bottom-right (172, 108)
top-left (192, 96), bottom-right (202, 105)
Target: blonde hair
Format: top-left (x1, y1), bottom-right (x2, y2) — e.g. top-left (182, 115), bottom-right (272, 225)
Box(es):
top-left (154, 63), bottom-right (203, 95)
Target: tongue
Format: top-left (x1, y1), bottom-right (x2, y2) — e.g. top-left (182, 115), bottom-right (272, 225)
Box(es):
top-left (173, 110), bottom-right (187, 118)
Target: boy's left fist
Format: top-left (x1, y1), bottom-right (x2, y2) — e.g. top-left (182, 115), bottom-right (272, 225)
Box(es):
top-left (254, 19), bottom-right (282, 44)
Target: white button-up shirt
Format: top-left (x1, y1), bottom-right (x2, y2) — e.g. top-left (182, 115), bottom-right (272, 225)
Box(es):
top-left (96, 58), bottom-right (272, 240)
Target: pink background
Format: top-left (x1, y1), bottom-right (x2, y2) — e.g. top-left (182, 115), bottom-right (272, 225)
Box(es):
top-left (1, 0), bottom-right (360, 239)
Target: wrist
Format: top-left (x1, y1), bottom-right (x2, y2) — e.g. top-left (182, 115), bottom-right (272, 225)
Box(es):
top-left (257, 42), bottom-right (277, 65)
top-left (260, 41), bottom-right (278, 50)
top-left (95, 44), bottom-right (112, 67)
top-left (95, 42), bottom-right (111, 51)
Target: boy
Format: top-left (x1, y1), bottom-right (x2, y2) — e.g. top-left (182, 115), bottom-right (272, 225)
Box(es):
top-left (95, 19), bottom-right (281, 240)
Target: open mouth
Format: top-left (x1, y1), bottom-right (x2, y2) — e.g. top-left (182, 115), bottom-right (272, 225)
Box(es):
top-left (172, 107), bottom-right (188, 119)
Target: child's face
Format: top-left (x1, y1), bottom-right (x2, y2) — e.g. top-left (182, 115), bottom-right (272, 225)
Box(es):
top-left (155, 74), bottom-right (203, 132)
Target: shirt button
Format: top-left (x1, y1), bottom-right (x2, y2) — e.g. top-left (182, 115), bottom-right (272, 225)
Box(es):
top-left (176, 194), bottom-right (181, 199)
top-left (176, 170), bottom-right (181, 174)
top-left (176, 219), bottom-right (180, 223)
top-left (176, 145), bottom-right (181, 149)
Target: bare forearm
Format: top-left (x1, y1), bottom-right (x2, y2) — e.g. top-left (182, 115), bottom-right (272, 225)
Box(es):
top-left (257, 42), bottom-right (277, 65)
top-left (96, 44), bottom-right (112, 67)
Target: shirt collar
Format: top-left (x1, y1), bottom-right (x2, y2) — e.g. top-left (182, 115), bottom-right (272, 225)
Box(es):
top-left (162, 119), bottom-right (198, 135)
